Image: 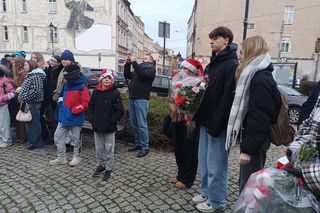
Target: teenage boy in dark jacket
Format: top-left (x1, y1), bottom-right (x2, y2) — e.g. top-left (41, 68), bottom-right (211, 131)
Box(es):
top-left (89, 69), bottom-right (124, 181)
top-left (192, 26), bottom-right (239, 212)
top-left (124, 54), bottom-right (156, 157)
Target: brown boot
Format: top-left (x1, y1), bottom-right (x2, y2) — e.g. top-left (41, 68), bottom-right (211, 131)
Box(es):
top-left (175, 181), bottom-right (187, 189)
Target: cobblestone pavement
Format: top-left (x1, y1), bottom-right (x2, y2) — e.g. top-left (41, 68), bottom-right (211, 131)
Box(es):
top-left (0, 133), bottom-right (283, 213)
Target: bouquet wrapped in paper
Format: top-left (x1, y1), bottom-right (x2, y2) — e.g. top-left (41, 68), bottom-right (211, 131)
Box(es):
top-left (234, 143), bottom-right (320, 213)
top-left (233, 167), bottom-right (319, 213)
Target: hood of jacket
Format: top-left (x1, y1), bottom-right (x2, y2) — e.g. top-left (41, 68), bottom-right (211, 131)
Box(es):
top-left (28, 68), bottom-right (46, 78)
top-left (140, 62), bottom-right (154, 69)
top-left (210, 42), bottom-right (238, 64)
top-left (67, 73), bottom-right (88, 87)
top-left (264, 63), bottom-right (274, 73)
top-left (0, 76), bottom-right (13, 85)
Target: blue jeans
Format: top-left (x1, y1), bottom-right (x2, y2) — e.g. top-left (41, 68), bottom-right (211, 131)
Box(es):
top-left (25, 103), bottom-right (44, 149)
top-left (128, 99), bottom-right (149, 150)
top-left (198, 126), bottom-right (228, 209)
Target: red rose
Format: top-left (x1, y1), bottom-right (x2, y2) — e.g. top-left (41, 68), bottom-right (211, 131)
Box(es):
top-left (175, 95), bottom-right (186, 107)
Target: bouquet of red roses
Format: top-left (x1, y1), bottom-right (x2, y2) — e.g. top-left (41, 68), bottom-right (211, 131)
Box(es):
top-left (170, 75), bottom-right (206, 138)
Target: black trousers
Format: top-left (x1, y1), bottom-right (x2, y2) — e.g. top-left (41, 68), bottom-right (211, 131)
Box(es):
top-left (239, 140), bottom-right (270, 193)
top-left (172, 121), bottom-right (198, 187)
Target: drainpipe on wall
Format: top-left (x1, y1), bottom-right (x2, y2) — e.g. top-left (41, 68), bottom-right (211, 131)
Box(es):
top-left (314, 53), bottom-right (320, 81)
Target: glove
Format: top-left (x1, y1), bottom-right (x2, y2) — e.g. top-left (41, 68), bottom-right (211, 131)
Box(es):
top-left (7, 92), bottom-right (15, 100)
top-left (16, 87), bottom-right (21, 93)
top-left (284, 164), bottom-right (303, 178)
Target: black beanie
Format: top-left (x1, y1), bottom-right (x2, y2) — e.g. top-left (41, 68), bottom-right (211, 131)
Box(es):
top-left (63, 64), bottom-right (81, 81)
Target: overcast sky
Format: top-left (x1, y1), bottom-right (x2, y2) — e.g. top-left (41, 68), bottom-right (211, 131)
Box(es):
top-left (129, 0), bottom-right (195, 58)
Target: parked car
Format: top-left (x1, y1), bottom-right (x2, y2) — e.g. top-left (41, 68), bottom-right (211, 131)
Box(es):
top-left (82, 67), bottom-right (102, 88)
top-left (115, 72), bottom-right (125, 88)
top-left (150, 75), bottom-right (172, 96)
top-left (277, 84), bottom-right (307, 124)
top-left (82, 67), bottom-right (125, 88)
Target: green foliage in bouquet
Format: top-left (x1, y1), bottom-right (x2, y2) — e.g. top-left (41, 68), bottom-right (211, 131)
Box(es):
top-left (295, 144), bottom-right (318, 165)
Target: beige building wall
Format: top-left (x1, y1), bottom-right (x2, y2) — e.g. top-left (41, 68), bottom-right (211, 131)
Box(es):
top-left (134, 16), bottom-right (144, 61)
top-left (188, 0), bottom-right (320, 79)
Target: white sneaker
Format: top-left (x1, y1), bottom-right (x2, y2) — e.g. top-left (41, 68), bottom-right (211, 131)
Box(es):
top-left (69, 156), bottom-right (81, 166)
top-left (0, 143), bottom-right (12, 148)
top-left (196, 201), bottom-right (215, 213)
top-left (49, 157), bottom-right (67, 165)
top-left (192, 194), bottom-right (207, 204)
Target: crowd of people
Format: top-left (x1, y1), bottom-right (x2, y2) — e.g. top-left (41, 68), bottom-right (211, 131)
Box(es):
top-left (0, 25), bottom-right (319, 212)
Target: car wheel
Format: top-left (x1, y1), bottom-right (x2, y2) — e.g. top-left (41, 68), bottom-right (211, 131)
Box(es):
top-left (288, 107), bottom-right (300, 124)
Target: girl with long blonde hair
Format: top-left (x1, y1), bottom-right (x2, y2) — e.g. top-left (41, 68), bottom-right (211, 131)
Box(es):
top-left (226, 36), bottom-right (281, 192)
top-left (31, 52), bottom-right (45, 69)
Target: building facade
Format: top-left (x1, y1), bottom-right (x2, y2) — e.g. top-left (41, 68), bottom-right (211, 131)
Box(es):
top-left (0, 0), bottom-right (118, 69)
top-left (0, 0), bottom-right (175, 73)
top-left (187, 0), bottom-right (320, 80)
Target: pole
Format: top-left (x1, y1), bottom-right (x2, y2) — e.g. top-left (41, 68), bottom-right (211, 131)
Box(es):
top-left (163, 21), bottom-right (166, 76)
top-left (277, 21), bottom-right (284, 61)
top-left (293, 62), bottom-right (298, 88)
top-left (51, 29), bottom-right (54, 56)
top-left (314, 53), bottom-right (320, 81)
top-left (242, 0), bottom-right (249, 40)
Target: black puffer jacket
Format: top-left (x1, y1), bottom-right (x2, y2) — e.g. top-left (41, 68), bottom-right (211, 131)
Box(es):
top-left (124, 61), bottom-right (156, 100)
top-left (297, 80), bottom-right (320, 126)
top-left (88, 86), bottom-right (124, 133)
top-left (194, 43), bottom-right (239, 137)
top-left (240, 64), bottom-right (281, 155)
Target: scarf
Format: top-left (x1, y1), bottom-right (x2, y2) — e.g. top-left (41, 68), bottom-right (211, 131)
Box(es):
top-left (225, 54), bottom-right (272, 150)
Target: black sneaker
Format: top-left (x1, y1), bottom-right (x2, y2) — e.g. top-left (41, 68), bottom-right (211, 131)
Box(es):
top-left (128, 145), bottom-right (141, 152)
top-left (92, 165), bottom-right (106, 177)
top-left (102, 170), bottom-right (113, 181)
top-left (137, 149), bottom-right (149, 158)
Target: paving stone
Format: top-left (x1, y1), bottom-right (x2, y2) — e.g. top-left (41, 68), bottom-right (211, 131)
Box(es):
top-left (0, 135), bottom-right (283, 212)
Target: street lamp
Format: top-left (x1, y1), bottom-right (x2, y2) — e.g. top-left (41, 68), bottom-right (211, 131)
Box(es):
top-left (49, 22), bottom-right (55, 55)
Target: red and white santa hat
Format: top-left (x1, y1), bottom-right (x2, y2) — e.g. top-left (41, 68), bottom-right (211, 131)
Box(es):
top-left (180, 58), bottom-right (204, 76)
top-left (99, 69), bottom-right (114, 82)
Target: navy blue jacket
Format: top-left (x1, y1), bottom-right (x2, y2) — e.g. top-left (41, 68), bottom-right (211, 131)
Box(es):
top-left (124, 61), bottom-right (156, 100)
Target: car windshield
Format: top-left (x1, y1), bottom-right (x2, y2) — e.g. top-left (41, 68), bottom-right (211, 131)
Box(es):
top-left (278, 85), bottom-right (303, 96)
top-left (91, 69), bottom-right (103, 74)
top-left (117, 72), bottom-right (124, 78)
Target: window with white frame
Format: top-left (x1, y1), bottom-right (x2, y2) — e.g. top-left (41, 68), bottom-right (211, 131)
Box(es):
top-left (21, 0), bottom-right (27, 12)
top-left (49, 26), bottom-right (58, 43)
top-left (281, 37), bottom-right (291, 53)
top-left (48, 0), bottom-right (57, 13)
top-left (22, 26), bottom-right (28, 41)
top-left (3, 26), bottom-right (8, 41)
top-left (1, 0), bottom-right (7, 12)
top-left (284, 6), bottom-right (294, 24)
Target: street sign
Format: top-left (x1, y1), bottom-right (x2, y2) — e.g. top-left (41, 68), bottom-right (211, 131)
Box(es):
top-left (158, 22), bottom-right (170, 38)
top-left (247, 23), bottom-right (255, 29)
